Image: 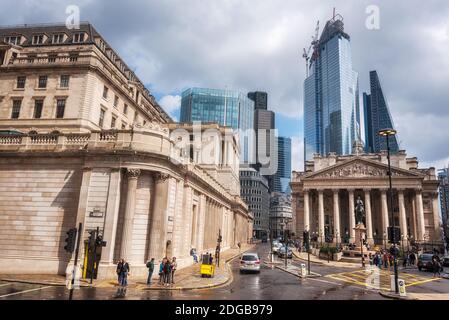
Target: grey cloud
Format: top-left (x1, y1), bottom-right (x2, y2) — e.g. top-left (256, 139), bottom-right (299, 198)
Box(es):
top-left (1, 0), bottom-right (448, 166)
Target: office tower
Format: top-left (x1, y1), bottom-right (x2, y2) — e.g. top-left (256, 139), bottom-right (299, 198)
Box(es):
top-left (180, 87), bottom-right (254, 161)
top-left (248, 91), bottom-right (268, 110)
top-left (248, 91), bottom-right (275, 173)
top-left (240, 168), bottom-right (270, 239)
top-left (304, 14), bottom-right (360, 163)
top-left (363, 70), bottom-right (400, 153)
top-left (271, 136), bottom-right (291, 194)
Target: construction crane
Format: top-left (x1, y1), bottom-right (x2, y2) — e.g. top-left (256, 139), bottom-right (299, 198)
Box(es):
top-left (302, 20), bottom-right (319, 78)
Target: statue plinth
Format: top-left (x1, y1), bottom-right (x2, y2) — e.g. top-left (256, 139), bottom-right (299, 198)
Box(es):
top-left (353, 223), bottom-right (367, 252)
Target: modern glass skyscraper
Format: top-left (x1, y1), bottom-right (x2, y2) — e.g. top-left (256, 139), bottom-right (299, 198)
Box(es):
top-left (180, 87), bottom-right (254, 162)
top-left (363, 70), bottom-right (400, 153)
top-left (304, 15), bottom-right (360, 163)
top-left (271, 136), bottom-right (291, 194)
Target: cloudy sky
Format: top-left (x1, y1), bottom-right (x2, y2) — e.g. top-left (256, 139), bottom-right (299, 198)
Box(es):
top-left (2, 0), bottom-right (448, 171)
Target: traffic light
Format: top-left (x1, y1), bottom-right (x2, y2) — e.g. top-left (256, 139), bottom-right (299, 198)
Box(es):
top-left (64, 228), bottom-right (77, 253)
top-left (87, 230), bottom-right (96, 249)
top-left (388, 226), bottom-right (401, 244)
top-left (303, 231), bottom-right (310, 250)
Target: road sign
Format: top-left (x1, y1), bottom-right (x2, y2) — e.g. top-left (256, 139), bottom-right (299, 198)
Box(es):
top-left (398, 279), bottom-right (406, 297)
top-left (299, 263), bottom-right (307, 278)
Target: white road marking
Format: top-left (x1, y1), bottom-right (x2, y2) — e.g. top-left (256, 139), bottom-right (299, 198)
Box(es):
top-left (0, 285), bottom-right (53, 298)
top-left (0, 283), bottom-right (12, 288)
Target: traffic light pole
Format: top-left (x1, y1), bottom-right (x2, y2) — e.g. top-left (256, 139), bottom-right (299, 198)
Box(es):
top-left (69, 222), bottom-right (82, 301)
top-left (90, 227), bottom-right (99, 285)
top-left (385, 134), bottom-right (399, 294)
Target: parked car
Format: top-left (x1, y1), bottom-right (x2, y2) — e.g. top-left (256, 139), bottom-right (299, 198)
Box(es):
top-left (240, 253), bottom-right (261, 273)
top-left (417, 253), bottom-right (443, 271)
top-left (442, 256), bottom-right (449, 268)
top-left (278, 246), bottom-right (293, 259)
top-left (272, 243), bottom-right (282, 254)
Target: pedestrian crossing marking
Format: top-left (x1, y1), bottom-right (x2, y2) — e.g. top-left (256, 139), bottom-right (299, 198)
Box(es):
top-left (325, 268), bottom-right (441, 290)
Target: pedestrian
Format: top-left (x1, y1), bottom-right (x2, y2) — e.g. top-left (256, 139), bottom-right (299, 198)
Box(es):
top-left (146, 258), bottom-right (155, 285)
top-left (402, 254), bottom-right (408, 268)
top-left (171, 257), bottom-right (177, 284)
top-left (383, 252), bottom-right (388, 269)
top-left (163, 258), bottom-right (172, 286)
top-left (159, 258), bottom-right (165, 285)
top-left (116, 258), bottom-right (130, 288)
top-left (409, 252), bottom-right (416, 266)
top-left (369, 253), bottom-right (373, 266)
top-left (237, 242), bottom-right (241, 253)
top-left (432, 257), bottom-right (441, 277)
top-left (190, 248), bottom-right (198, 263)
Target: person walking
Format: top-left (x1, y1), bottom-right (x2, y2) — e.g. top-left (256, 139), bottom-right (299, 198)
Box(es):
top-left (163, 258), bottom-right (172, 286)
top-left (402, 254), bottom-right (408, 268)
top-left (171, 257), bottom-right (177, 284)
top-left (159, 258), bottom-right (165, 285)
top-left (146, 258), bottom-right (155, 285)
top-left (116, 258), bottom-right (130, 289)
top-left (383, 252), bottom-right (389, 269)
top-left (190, 248), bottom-right (198, 263)
top-left (432, 257), bottom-right (441, 277)
top-left (409, 252), bottom-right (416, 266)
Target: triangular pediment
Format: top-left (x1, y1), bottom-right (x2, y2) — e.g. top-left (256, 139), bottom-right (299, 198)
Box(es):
top-left (305, 157), bottom-right (423, 180)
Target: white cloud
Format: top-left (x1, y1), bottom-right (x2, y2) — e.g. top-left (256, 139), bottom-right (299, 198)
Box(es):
top-left (1, 1), bottom-right (448, 167)
top-left (291, 136), bottom-right (304, 172)
top-left (158, 95), bottom-right (181, 113)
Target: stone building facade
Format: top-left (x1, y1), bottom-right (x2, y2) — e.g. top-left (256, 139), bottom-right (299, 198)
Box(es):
top-left (0, 23), bottom-right (252, 278)
top-left (291, 150), bottom-right (443, 247)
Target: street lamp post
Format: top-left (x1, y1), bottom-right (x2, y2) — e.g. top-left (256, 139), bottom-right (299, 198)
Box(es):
top-left (378, 128), bottom-right (399, 294)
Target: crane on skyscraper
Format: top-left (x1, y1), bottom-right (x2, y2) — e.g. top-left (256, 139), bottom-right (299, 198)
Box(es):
top-left (302, 20), bottom-right (319, 78)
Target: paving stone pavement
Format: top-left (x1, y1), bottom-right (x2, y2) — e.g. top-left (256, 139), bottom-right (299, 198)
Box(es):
top-left (0, 244), bottom-right (256, 291)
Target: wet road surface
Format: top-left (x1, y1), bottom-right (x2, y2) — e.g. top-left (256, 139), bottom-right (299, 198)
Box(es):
top-left (1, 244), bottom-right (446, 300)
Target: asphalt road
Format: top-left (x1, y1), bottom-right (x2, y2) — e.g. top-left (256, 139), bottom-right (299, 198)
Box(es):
top-left (0, 243), bottom-right (392, 300)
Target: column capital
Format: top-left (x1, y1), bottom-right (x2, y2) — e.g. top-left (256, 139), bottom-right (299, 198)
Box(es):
top-left (363, 188), bottom-right (371, 193)
top-left (347, 188), bottom-right (355, 193)
top-left (332, 188), bottom-right (340, 194)
top-left (379, 188), bottom-right (388, 193)
top-left (154, 172), bottom-right (170, 182)
top-left (126, 168), bottom-right (141, 179)
top-left (317, 188), bottom-right (324, 194)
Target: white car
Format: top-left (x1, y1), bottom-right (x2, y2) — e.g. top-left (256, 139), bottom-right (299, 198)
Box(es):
top-left (272, 242), bottom-right (282, 254)
top-left (240, 253), bottom-right (261, 273)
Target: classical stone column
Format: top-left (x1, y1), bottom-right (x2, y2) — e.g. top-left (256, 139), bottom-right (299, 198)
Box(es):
top-left (100, 168), bottom-right (122, 265)
top-left (381, 189), bottom-right (389, 240)
top-left (332, 189), bottom-right (340, 244)
top-left (148, 173), bottom-right (170, 260)
top-left (73, 167), bottom-right (92, 263)
top-left (120, 168), bottom-right (140, 262)
top-left (364, 189), bottom-right (373, 243)
top-left (432, 192), bottom-right (443, 241)
top-left (415, 190), bottom-right (425, 241)
top-left (303, 189), bottom-right (310, 232)
top-left (318, 189), bottom-right (325, 243)
top-left (398, 189), bottom-right (408, 245)
top-left (348, 189), bottom-right (355, 242)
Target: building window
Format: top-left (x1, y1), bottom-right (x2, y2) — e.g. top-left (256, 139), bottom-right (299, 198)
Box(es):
top-left (11, 100), bottom-right (21, 119)
top-left (72, 33), bottom-right (85, 43)
top-left (123, 104), bottom-right (128, 115)
top-left (103, 86), bottom-right (109, 100)
top-left (56, 99), bottom-right (66, 118)
top-left (32, 34), bottom-right (44, 45)
top-left (38, 76), bottom-right (48, 89)
top-left (33, 100), bottom-right (44, 119)
top-left (99, 109), bottom-right (105, 127)
top-left (16, 76), bottom-right (26, 89)
top-left (114, 95), bottom-right (119, 108)
top-left (52, 34), bottom-right (64, 44)
top-left (60, 75), bottom-right (70, 88)
top-left (111, 116), bottom-right (117, 128)
top-left (133, 112), bottom-right (138, 123)
top-left (121, 122), bottom-right (126, 129)
top-left (5, 36), bottom-right (20, 45)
